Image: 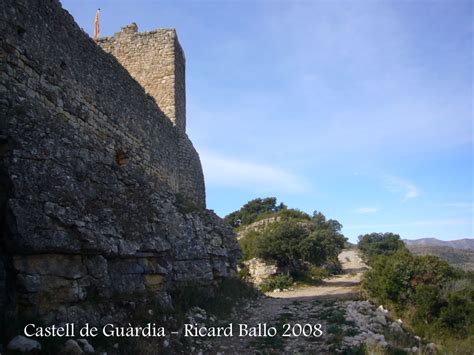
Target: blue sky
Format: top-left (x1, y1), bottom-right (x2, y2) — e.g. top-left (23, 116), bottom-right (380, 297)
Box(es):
top-left (62, 0), bottom-right (473, 243)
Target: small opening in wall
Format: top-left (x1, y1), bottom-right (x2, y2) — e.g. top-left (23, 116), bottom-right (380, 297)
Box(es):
top-left (60, 61), bottom-right (67, 70)
top-left (115, 150), bottom-right (128, 166)
top-left (17, 26), bottom-right (26, 36)
top-left (0, 137), bottom-right (9, 158)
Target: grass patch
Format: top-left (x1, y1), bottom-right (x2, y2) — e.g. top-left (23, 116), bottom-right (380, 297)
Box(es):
top-left (318, 307), bottom-right (346, 324)
top-left (277, 312), bottom-right (295, 321)
top-left (260, 274), bottom-right (293, 292)
top-left (171, 277), bottom-right (261, 320)
top-left (293, 265), bottom-right (331, 286)
top-left (249, 334), bottom-right (285, 352)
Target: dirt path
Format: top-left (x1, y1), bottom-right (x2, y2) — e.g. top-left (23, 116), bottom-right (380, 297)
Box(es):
top-left (267, 249), bottom-right (368, 300)
top-left (198, 250), bottom-right (376, 353)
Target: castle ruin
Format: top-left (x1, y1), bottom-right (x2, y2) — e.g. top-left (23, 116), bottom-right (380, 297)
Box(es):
top-left (98, 24), bottom-right (187, 132)
top-left (0, 0), bottom-right (239, 341)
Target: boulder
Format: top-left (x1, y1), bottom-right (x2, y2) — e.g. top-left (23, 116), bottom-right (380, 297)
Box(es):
top-left (7, 335), bottom-right (42, 352)
top-left (389, 321), bottom-right (403, 333)
top-left (426, 343), bottom-right (437, 354)
top-left (243, 258), bottom-right (280, 285)
top-left (77, 339), bottom-right (94, 353)
top-left (62, 339), bottom-right (83, 354)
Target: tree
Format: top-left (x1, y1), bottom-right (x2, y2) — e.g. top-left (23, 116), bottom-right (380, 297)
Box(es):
top-left (224, 197), bottom-right (286, 227)
top-left (253, 213), bottom-right (347, 269)
top-left (255, 221), bottom-right (307, 267)
top-left (357, 232), bottom-right (406, 262)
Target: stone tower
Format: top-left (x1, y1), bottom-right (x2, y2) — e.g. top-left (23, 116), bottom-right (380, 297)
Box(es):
top-left (98, 24), bottom-right (186, 132)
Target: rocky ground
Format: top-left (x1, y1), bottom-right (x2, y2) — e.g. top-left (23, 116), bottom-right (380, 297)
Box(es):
top-left (185, 250), bottom-right (436, 354)
top-left (3, 250), bottom-right (438, 354)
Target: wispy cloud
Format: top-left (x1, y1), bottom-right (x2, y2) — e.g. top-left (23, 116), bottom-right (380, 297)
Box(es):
top-left (353, 207), bottom-right (378, 214)
top-left (437, 202), bottom-right (473, 209)
top-left (200, 151), bottom-right (309, 194)
top-left (383, 175), bottom-right (420, 202)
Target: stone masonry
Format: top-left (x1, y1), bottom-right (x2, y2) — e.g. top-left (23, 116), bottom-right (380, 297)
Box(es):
top-left (0, 0), bottom-right (240, 340)
top-left (98, 24), bottom-right (186, 133)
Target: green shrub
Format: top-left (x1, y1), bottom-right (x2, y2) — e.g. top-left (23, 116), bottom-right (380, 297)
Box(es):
top-left (437, 290), bottom-right (474, 336)
top-left (357, 232), bottom-right (406, 263)
top-left (238, 230), bottom-right (261, 260)
top-left (224, 197), bottom-right (286, 227)
top-left (277, 208), bottom-right (311, 221)
top-left (170, 278), bottom-right (261, 318)
top-left (299, 230), bottom-right (346, 266)
top-left (324, 257), bottom-right (343, 274)
top-left (254, 219), bottom-right (346, 269)
top-left (414, 284), bottom-right (442, 322)
top-left (230, 199), bottom-right (346, 279)
top-left (293, 265), bottom-right (331, 285)
top-left (362, 249), bottom-right (474, 342)
top-left (260, 274), bottom-right (294, 292)
top-left (306, 265), bottom-right (331, 280)
top-left (255, 221), bottom-right (307, 267)
top-left (362, 250), bottom-right (415, 305)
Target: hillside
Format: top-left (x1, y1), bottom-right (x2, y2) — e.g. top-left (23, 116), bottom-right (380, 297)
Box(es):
top-left (404, 238), bottom-right (474, 250)
top-left (406, 244), bottom-right (474, 271)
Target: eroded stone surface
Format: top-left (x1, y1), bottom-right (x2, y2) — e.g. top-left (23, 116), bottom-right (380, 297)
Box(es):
top-left (243, 258), bottom-right (280, 286)
top-left (0, 0), bottom-right (240, 337)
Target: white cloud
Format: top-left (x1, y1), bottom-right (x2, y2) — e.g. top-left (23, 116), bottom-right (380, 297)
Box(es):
top-left (200, 150), bottom-right (309, 194)
top-left (353, 207), bottom-right (378, 214)
top-left (383, 175), bottom-right (420, 202)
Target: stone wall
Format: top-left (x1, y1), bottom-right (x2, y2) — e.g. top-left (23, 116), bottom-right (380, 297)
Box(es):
top-left (0, 0), bottom-right (239, 339)
top-left (98, 24), bottom-right (187, 132)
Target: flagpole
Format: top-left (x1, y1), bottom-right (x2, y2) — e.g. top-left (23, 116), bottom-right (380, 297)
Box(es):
top-left (94, 8), bottom-right (100, 41)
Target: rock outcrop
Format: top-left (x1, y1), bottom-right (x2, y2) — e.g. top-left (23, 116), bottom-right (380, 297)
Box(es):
top-left (243, 258), bottom-right (280, 286)
top-left (0, 0), bottom-right (240, 340)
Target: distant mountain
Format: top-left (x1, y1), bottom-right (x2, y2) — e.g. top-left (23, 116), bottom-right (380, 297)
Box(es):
top-left (406, 244), bottom-right (474, 271)
top-left (404, 238), bottom-right (474, 250)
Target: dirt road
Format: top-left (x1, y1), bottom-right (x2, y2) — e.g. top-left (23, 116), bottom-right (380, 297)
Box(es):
top-left (268, 249), bottom-right (368, 300)
top-left (201, 250), bottom-right (372, 353)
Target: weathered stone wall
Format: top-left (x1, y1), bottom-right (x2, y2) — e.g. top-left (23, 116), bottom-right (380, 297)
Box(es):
top-left (0, 0), bottom-right (239, 338)
top-left (98, 24), bottom-right (187, 132)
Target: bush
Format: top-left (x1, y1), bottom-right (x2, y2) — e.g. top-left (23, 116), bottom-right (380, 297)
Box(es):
top-left (362, 250), bottom-right (474, 341)
top-left (293, 265), bottom-right (331, 285)
top-left (260, 274), bottom-right (294, 292)
top-left (170, 278), bottom-right (261, 318)
top-left (239, 230), bottom-right (261, 260)
top-left (224, 197), bottom-right (286, 227)
top-left (300, 229), bottom-right (346, 266)
top-left (239, 215), bottom-right (346, 274)
top-left (363, 249), bottom-right (415, 305)
top-left (437, 290), bottom-right (474, 336)
top-left (254, 217), bottom-right (346, 266)
top-left (233, 199), bottom-right (347, 282)
top-left (414, 284), bottom-right (442, 322)
top-left (357, 232), bottom-right (406, 262)
top-left (255, 221), bottom-right (307, 267)
top-left (277, 208), bottom-right (311, 221)
top-left (224, 197), bottom-right (315, 228)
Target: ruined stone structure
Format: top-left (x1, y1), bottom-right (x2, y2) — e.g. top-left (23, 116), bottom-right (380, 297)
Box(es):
top-left (98, 24), bottom-right (187, 133)
top-left (0, 0), bottom-right (239, 340)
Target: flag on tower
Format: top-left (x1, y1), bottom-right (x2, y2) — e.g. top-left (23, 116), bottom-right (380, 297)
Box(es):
top-left (94, 9), bottom-right (100, 40)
